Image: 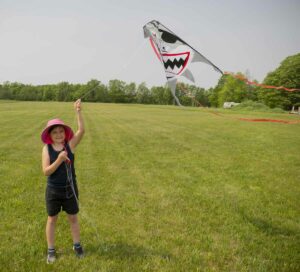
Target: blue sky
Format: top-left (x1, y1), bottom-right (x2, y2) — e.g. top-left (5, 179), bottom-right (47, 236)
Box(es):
top-left (1, 0), bottom-right (299, 88)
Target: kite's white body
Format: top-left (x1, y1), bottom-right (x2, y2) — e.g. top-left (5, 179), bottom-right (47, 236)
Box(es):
top-left (143, 20), bottom-right (223, 106)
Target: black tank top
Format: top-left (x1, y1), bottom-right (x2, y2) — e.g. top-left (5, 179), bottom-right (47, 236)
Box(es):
top-left (47, 143), bottom-right (76, 188)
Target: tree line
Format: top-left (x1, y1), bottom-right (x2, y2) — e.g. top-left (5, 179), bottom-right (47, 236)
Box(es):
top-left (1, 53), bottom-right (299, 109)
top-left (0, 79), bottom-right (210, 106)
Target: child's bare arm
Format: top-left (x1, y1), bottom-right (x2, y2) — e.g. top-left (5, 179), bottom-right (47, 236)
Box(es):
top-left (69, 99), bottom-right (85, 152)
top-left (42, 146), bottom-right (69, 176)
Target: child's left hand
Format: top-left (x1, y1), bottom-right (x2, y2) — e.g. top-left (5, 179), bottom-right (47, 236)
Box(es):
top-left (74, 99), bottom-right (81, 112)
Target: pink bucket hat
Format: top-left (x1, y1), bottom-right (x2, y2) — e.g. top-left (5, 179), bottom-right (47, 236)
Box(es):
top-left (41, 118), bottom-right (74, 144)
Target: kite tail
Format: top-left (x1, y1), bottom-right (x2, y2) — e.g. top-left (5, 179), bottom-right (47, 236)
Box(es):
top-left (173, 95), bottom-right (182, 107)
top-left (224, 72), bottom-right (300, 92)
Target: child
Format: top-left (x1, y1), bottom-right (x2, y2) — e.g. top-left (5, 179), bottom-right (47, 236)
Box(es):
top-left (41, 99), bottom-right (85, 264)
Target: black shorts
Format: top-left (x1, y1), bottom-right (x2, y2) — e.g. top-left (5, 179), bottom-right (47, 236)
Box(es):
top-left (46, 185), bottom-right (79, 216)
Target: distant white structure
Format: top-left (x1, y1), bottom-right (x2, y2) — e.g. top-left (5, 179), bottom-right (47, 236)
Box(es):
top-left (223, 102), bottom-right (240, 109)
top-left (290, 105), bottom-right (300, 115)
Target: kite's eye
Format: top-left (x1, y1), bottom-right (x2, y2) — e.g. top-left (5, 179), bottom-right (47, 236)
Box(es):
top-left (159, 30), bottom-right (179, 44)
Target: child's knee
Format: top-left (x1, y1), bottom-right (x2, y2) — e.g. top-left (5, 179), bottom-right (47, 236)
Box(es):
top-left (47, 215), bottom-right (58, 224)
top-left (68, 214), bottom-right (78, 224)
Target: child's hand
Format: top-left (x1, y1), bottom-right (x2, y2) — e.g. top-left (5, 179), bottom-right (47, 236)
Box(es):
top-left (58, 151), bottom-right (70, 163)
top-left (74, 99), bottom-right (82, 112)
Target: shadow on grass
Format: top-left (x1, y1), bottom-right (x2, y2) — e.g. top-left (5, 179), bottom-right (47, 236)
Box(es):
top-left (240, 211), bottom-right (298, 237)
top-left (86, 241), bottom-right (172, 261)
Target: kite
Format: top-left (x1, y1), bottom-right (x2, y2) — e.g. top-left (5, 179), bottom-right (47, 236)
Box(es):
top-left (143, 20), bottom-right (300, 106)
top-left (143, 20), bottom-right (223, 106)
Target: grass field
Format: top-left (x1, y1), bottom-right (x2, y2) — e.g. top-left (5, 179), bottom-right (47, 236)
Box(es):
top-left (0, 101), bottom-right (299, 271)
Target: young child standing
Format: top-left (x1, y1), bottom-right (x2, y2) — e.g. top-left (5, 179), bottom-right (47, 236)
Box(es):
top-left (41, 99), bottom-right (85, 264)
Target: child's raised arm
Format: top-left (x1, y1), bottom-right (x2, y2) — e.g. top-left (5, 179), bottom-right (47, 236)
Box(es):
top-left (69, 99), bottom-right (85, 152)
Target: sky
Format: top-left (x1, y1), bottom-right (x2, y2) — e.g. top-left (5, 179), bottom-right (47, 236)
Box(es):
top-left (1, 0), bottom-right (299, 89)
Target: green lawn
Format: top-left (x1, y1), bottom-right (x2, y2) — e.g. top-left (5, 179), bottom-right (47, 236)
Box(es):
top-left (0, 101), bottom-right (299, 271)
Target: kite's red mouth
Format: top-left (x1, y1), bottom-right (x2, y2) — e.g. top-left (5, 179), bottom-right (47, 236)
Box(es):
top-left (162, 52), bottom-right (190, 75)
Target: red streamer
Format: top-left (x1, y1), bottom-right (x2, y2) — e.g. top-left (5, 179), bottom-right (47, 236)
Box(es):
top-left (238, 118), bottom-right (300, 124)
top-left (224, 72), bottom-right (300, 92)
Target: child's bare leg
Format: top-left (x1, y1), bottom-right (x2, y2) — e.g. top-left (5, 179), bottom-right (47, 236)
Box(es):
top-left (46, 215), bottom-right (58, 248)
top-left (67, 214), bottom-right (80, 243)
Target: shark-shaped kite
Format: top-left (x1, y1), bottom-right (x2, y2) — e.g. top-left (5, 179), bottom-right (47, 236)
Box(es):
top-left (143, 20), bottom-right (223, 106)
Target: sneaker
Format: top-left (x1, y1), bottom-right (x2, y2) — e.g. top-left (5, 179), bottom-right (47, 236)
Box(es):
top-left (73, 245), bottom-right (84, 258)
top-left (47, 249), bottom-right (56, 264)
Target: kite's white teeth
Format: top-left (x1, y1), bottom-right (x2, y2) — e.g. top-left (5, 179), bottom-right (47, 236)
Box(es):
top-left (162, 53), bottom-right (188, 74)
top-left (162, 54), bottom-right (187, 63)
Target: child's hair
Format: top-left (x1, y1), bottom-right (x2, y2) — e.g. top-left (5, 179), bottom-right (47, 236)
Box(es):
top-left (48, 125), bottom-right (64, 134)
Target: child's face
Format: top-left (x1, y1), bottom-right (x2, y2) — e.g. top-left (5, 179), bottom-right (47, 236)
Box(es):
top-left (50, 126), bottom-right (65, 144)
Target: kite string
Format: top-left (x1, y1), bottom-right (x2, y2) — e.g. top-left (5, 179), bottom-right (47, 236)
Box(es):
top-left (118, 39), bottom-right (148, 72)
top-left (68, 112), bottom-right (104, 247)
top-left (80, 39), bottom-right (147, 100)
top-left (177, 84), bottom-right (203, 107)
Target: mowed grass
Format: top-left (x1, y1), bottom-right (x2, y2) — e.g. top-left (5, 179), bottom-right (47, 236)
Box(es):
top-left (0, 100), bottom-right (299, 271)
